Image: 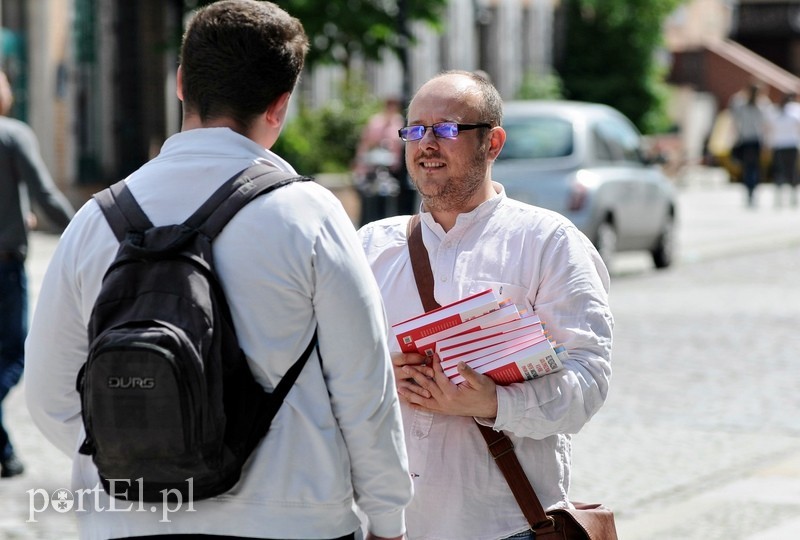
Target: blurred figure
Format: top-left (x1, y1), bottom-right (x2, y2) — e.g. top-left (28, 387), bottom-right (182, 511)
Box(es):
top-left (353, 96), bottom-right (405, 225)
top-left (0, 70), bottom-right (74, 478)
top-left (730, 83), bottom-right (769, 207)
top-left (764, 92), bottom-right (800, 207)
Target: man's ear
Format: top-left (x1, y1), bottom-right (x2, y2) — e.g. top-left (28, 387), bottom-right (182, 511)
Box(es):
top-left (176, 65), bottom-right (184, 102)
top-left (265, 91), bottom-right (291, 128)
top-left (487, 126), bottom-right (506, 161)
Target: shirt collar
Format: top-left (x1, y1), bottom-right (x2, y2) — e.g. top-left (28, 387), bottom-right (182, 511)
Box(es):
top-left (420, 181), bottom-right (506, 234)
top-left (159, 127), bottom-right (297, 174)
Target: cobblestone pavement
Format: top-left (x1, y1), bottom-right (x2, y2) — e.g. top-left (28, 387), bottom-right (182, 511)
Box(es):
top-left (570, 245), bottom-right (800, 539)
top-left (3, 177), bottom-right (800, 538)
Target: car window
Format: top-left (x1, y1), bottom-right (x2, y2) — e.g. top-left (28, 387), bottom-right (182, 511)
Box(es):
top-left (498, 116), bottom-right (573, 160)
top-left (592, 116), bottom-right (643, 163)
top-left (592, 128), bottom-right (615, 161)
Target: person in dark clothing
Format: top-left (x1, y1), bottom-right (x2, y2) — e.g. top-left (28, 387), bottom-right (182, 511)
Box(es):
top-left (0, 70), bottom-right (75, 477)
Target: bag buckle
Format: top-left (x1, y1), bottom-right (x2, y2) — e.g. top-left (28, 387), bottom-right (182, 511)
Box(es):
top-left (531, 516), bottom-right (557, 534)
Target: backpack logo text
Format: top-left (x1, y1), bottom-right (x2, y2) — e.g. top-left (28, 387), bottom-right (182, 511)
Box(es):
top-left (107, 377), bottom-right (156, 390)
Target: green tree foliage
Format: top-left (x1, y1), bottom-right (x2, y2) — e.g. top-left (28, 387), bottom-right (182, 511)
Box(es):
top-left (185, 0), bottom-right (446, 70)
top-left (558, 0), bottom-right (684, 133)
top-left (516, 72), bottom-right (564, 100)
top-left (273, 0), bottom-right (446, 69)
top-left (271, 80), bottom-right (382, 174)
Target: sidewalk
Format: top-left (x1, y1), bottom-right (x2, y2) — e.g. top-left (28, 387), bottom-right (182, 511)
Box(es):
top-left (675, 175), bottom-right (800, 262)
top-left (4, 172), bottom-right (800, 538)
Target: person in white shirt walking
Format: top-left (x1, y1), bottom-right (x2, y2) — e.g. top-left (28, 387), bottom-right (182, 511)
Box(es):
top-left (358, 70), bottom-right (614, 540)
top-left (764, 92), bottom-right (800, 207)
top-left (24, 1), bottom-right (412, 539)
top-left (730, 83), bottom-right (769, 207)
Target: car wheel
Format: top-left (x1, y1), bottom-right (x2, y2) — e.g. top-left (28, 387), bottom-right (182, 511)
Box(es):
top-left (595, 220), bottom-right (616, 270)
top-left (651, 216), bottom-right (675, 269)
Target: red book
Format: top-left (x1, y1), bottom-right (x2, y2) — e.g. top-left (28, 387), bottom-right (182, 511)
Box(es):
top-left (414, 302), bottom-right (521, 357)
top-left (435, 313), bottom-right (542, 360)
top-left (392, 289), bottom-right (499, 353)
top-left (437, 322), bottom-right (545, 363)
top-left (441, 332), bottom-right (548, 375)
top-left (450, 338), bottom-right (563, 386)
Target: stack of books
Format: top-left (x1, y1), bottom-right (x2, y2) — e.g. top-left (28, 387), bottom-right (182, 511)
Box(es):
top-left (392, 289), bottom-right (567, 385)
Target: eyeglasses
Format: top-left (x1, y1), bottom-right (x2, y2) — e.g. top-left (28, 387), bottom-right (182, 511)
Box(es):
top-left (398, 122), bottom-right (491, 142)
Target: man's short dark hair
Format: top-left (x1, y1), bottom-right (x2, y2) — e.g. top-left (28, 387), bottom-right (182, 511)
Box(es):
top-left (180, 0), bottom-right (309, 131)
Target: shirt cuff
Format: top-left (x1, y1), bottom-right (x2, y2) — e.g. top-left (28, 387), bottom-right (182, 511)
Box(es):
top-left (488, 384), bottom-right (519, 430)
top-left (366, 508), bottom-right (406, 538)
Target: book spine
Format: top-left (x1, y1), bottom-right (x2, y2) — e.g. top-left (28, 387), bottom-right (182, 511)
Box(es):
top-left (438, 326), bottom-right (545, 361)
top-left (450, 342), bottom-right (563, 386)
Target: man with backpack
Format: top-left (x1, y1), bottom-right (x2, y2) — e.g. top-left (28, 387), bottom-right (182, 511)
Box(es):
top-left (24, 1), bottom-right (412, 539)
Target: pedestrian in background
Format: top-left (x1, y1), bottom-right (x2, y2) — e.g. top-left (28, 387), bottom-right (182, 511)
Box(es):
top-left (764, 91), bottom-right (800, 207)
top-left (730, 83), bottom-right (769, 207)
top-left (0, 70), bottom-right (74, 479)
top-left (25, 1), bottom-right (411, 539)
top-left (353, 96), bottom-right (405, 225)
top-left (358, 70), bottom-right (613, 539)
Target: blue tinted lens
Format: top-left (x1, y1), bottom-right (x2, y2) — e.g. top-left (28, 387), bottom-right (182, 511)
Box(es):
top-left (400, 125), bottom-right (426, 140)
top-left (432, 122), bottom-right (459, 138)
top-left (400, 123), bottom-right (462, 141)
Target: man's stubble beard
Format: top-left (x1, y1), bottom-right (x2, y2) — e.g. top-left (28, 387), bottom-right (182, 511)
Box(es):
top-left (412, 141), bottom-right (489, 213)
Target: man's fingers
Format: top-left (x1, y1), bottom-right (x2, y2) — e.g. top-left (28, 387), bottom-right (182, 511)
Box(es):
top-left (403, 365), bottom-right (434, 383)
top-left (391, 351), bottom-right (428, 368)
top-left (397, 379), bottom-right (431, 402)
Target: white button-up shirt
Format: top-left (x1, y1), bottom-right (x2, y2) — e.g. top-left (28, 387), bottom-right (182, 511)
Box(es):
top-left (359, 184), bottom-right (613, 540)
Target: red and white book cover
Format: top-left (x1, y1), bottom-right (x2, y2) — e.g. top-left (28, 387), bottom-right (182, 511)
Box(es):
top-left (392, 289), bottom-right (499, 353)
top-left (441, 332), bottom-right (549, 375)
top-left (436, 319), bottom-right (545, 363)
top-left (449, 338), bottom-right (563, 386)
top-left (435, 315), bottom-right (544, 360)
top-left (414, 301), bottom-right (521, 357)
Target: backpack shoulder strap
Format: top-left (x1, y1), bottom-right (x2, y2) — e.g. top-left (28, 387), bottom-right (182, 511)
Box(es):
top-left (93, 181), bottom-right (154, 242)
top-left (271, 329), bottom-right (317, 404)
top-left (188, 163), bottom-right (311, 239)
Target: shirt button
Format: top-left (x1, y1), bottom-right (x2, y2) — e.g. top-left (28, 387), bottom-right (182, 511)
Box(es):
top-left (440, 275), bottom-right (447, 282)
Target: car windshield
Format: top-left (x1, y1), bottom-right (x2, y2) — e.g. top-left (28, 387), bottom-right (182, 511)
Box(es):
top-left (498, 116), bottom-right (574, 160)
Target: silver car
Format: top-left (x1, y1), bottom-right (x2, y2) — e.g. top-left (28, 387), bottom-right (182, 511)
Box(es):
top-left (493, 100), bottom-right (677, 269)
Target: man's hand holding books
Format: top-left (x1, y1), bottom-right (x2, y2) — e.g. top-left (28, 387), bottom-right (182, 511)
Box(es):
top-left (391, 350), bottom-right (499, 418)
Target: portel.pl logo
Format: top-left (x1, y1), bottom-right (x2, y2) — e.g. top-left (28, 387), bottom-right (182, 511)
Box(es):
top-left (27, 478), bottom-right (195, 523)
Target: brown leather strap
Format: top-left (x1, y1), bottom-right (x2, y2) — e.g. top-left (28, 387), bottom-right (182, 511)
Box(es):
top-left (405, 215), bottom-right (554, 532)
top-left (474, 422), bottom-right (551, 529)
top-left (406, 214), bottom-right (439, 313)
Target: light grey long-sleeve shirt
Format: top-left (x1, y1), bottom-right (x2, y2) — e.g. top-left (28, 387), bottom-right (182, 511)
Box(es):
top-left (0, 116), bottom-right (74, 256)
top-left (25, 127), bottom-right (412, 539)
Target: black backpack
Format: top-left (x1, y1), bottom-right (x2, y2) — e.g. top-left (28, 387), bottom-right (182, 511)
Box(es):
top-left (76, 163), bottom-right (316, 502)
